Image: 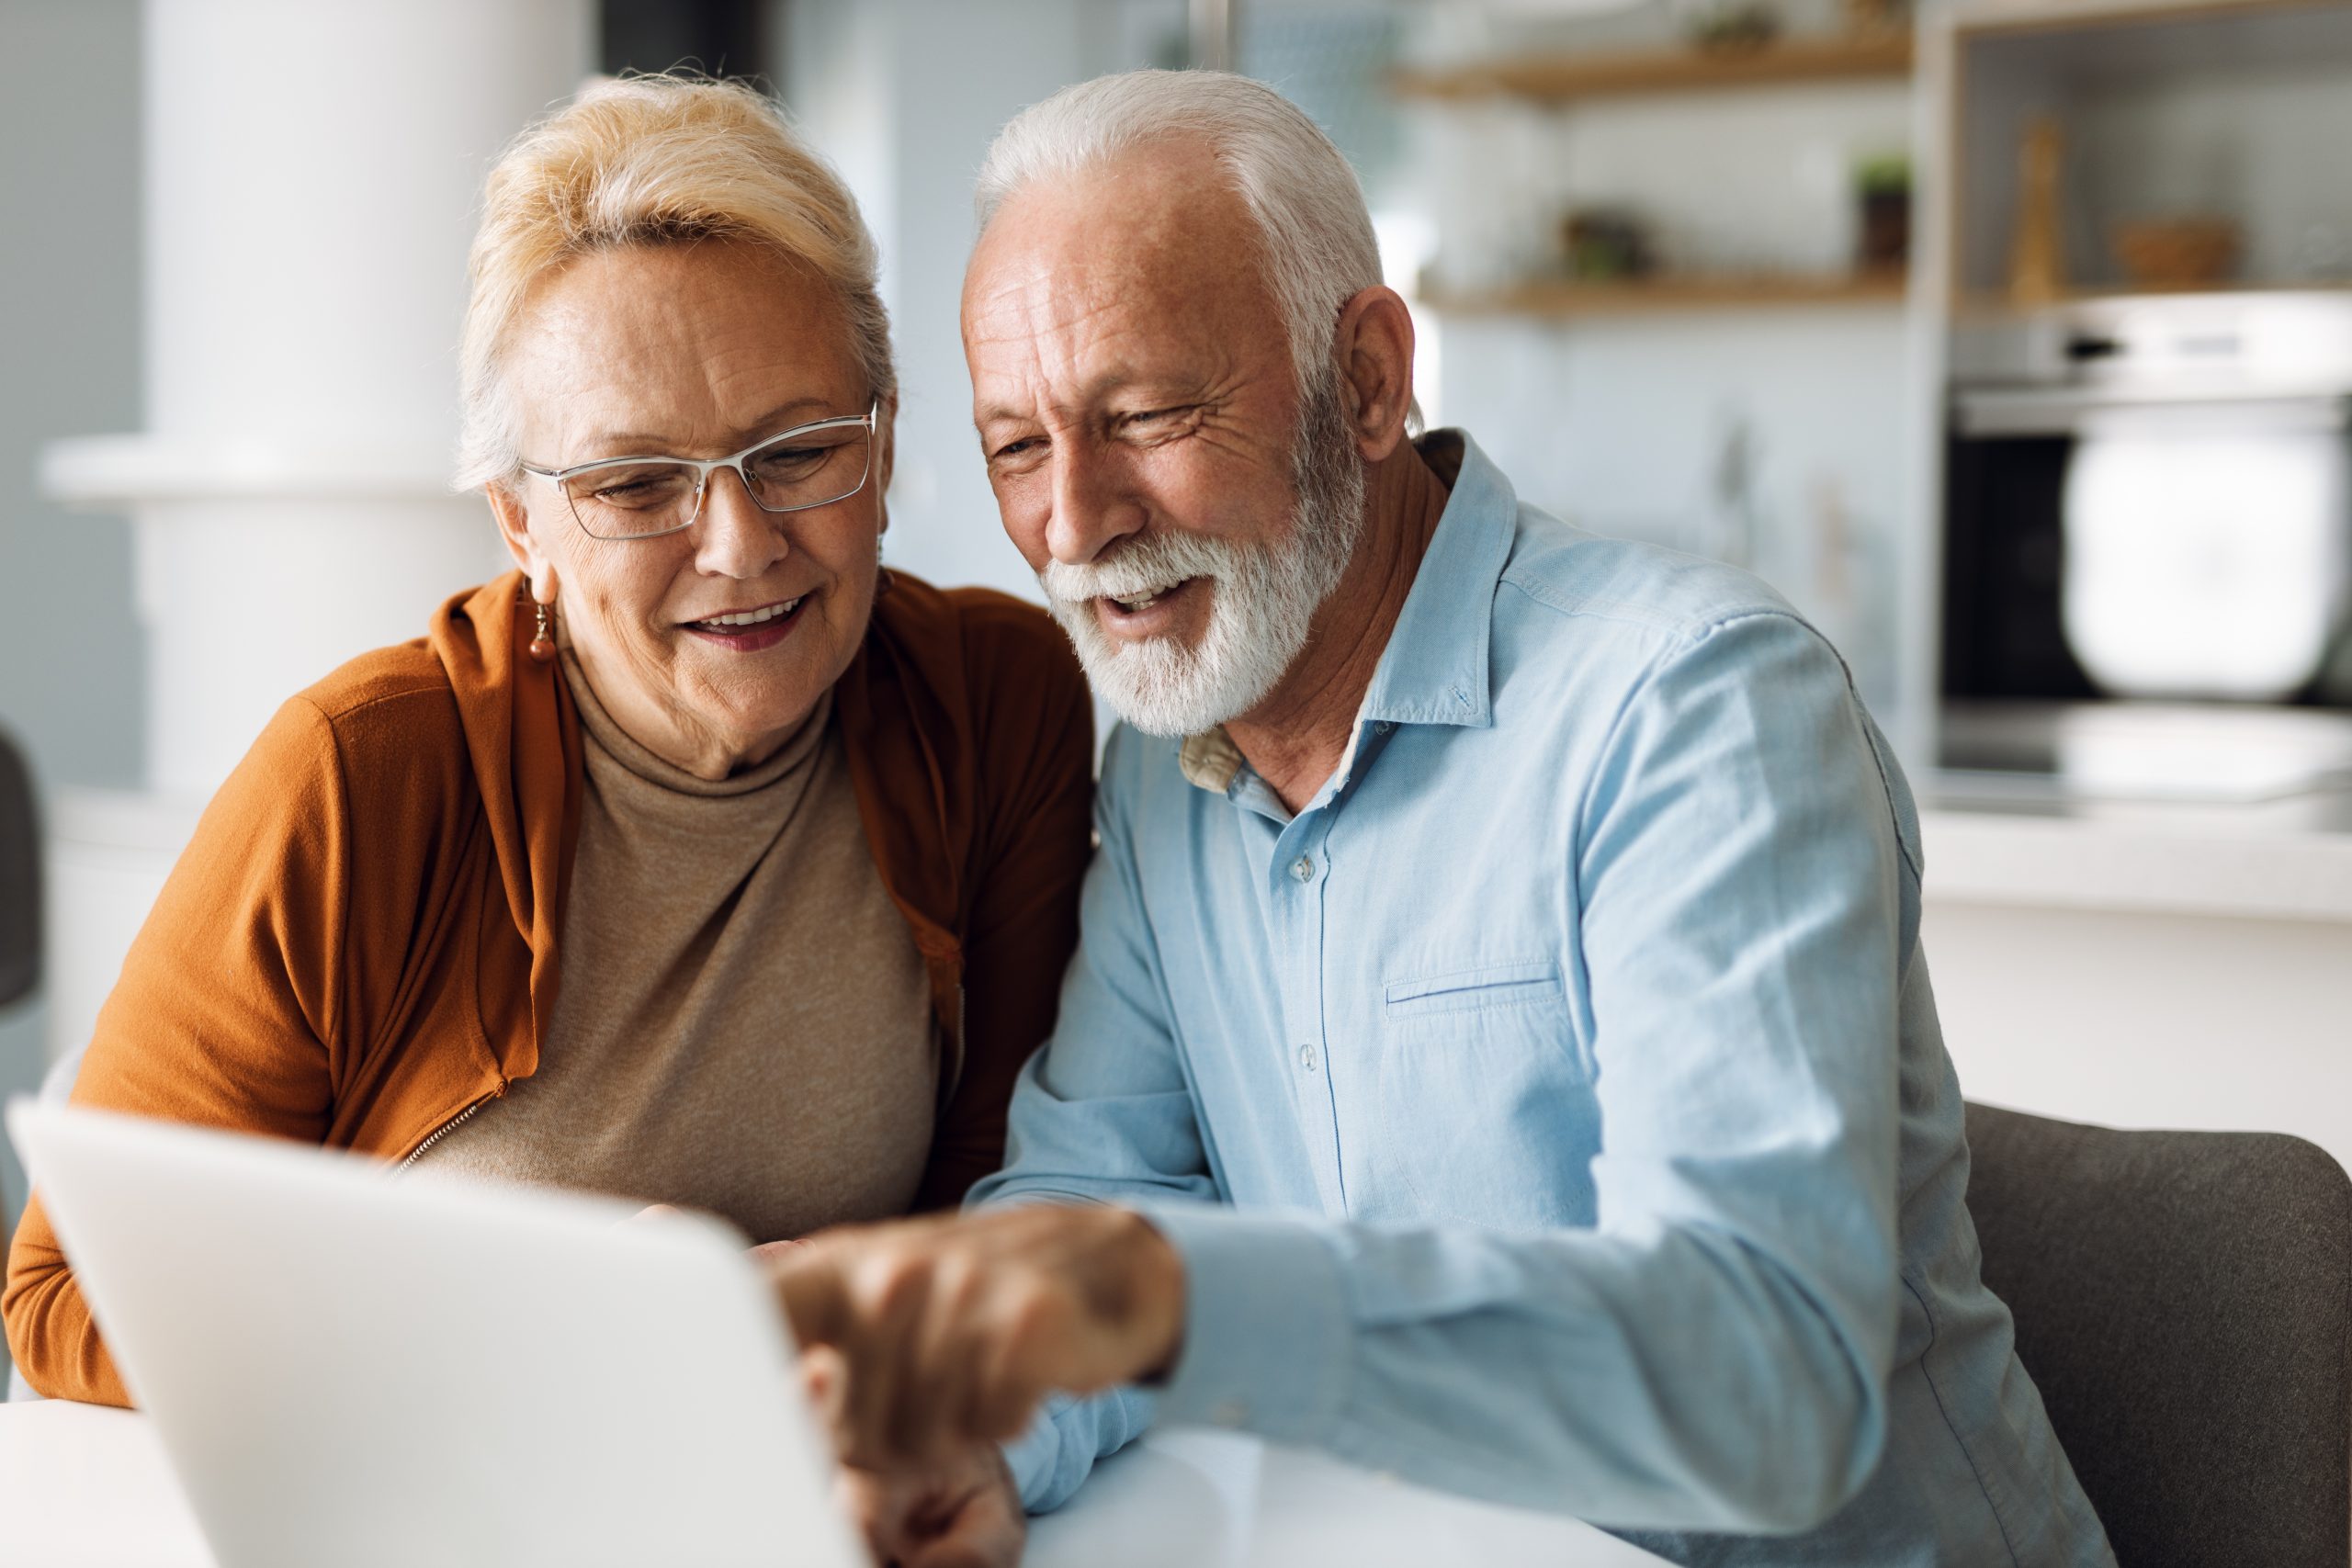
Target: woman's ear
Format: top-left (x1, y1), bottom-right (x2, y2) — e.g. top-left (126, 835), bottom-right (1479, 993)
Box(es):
top-left (488, 482), bottom-right (559, 602)
top-left (872, 399), bottom-right (897, 540)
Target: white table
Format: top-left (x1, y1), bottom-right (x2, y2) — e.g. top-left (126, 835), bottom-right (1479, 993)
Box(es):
top-left (0, 1400), bottom-right (1670, 1567)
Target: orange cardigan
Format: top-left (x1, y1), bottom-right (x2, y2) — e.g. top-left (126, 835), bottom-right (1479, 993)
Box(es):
top-left (5, 570), bottom-right (1094, 1405)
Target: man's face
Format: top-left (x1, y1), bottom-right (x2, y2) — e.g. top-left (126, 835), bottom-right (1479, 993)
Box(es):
top-left (962, 145), bottom-right (1363, 736)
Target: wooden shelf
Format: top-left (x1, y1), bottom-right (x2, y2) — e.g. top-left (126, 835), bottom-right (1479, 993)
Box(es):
top-left (1391, 35), bottom-right (1916, 104)
top-left (1422, 272), bottom-right (1911, 318)
top-left (1958, 281), bottom-right (2352, 310)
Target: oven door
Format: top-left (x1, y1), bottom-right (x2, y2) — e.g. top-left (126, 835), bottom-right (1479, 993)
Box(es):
top-left (1956, 388), bottom-right (2351, 703)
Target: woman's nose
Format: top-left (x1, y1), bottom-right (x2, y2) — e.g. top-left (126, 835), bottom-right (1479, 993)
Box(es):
top-left (693, 467), bottom-right (791, 577)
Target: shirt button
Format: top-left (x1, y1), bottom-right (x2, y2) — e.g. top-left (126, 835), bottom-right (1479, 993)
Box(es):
top-left (1298, 1043), bottom-right (1318, 1072)
top-left (1290, 854), bottom-right (1315, 882)
top-left (1374, 721), bottom-right (1395, 737)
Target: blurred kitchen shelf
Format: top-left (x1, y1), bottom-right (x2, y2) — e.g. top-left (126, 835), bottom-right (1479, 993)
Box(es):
top-left (1423, 272), bottom-right (1911, 318)
top-left (1391, 35), bottom-right (1915, 104)
top-left (1954, 282), bottom-right (2352, 315)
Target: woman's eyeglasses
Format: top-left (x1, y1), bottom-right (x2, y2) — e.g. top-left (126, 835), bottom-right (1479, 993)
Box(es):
top-left (520, 401), bottom-right (878, 540)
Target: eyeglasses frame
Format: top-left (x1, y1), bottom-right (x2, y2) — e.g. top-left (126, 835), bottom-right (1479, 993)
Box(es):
top-left (518, 400), bottom-right (882, 541)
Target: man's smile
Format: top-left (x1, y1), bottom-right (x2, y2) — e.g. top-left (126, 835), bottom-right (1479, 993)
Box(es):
top-left (1094, 575), bottom-right (1205, 639)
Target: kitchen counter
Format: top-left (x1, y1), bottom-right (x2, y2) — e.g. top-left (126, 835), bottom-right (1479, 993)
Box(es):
top-left (1919, 700), bottom-right (2352, 922)
top-left (1913, 717), bottom-right (2352, 1170)
top-left (1919, 786), bottom-right (2352, 923)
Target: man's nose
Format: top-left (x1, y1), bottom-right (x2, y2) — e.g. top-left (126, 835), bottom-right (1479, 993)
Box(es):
top-left (694, 466), bottom-right (791, 578)
top-left (1044, 443), bottom-right (1145, 567)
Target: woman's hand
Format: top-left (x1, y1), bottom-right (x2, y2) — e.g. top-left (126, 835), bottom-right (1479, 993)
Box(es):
top-left (835, 1443), bottom-right (1026, 1568)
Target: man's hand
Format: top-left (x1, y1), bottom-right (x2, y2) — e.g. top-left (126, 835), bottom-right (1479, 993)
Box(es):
top-left (836, 1443), bottom-right (1025, 1568)
top-left (772, 1204), bottom-right (1185, 1469)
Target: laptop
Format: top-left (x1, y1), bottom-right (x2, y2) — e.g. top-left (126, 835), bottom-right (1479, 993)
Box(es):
top-left (6, 1100), bottom-right (865, 1568)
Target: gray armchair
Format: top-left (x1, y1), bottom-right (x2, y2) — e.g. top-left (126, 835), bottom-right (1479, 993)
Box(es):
top-left (2, 727), bottom-right (38, 1403)
top-left (1964, 1101), bottom-right (2352, 1568)
top-left (0, 727), bottom-right (33, 1009)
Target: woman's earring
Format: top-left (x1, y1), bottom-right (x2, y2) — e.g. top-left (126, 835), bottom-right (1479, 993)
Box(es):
top-left (528, 598), bottom-right (557, 664)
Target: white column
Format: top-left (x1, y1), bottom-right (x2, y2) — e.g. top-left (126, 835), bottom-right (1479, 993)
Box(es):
top-left (38, 1), bottom-right (594, 1065)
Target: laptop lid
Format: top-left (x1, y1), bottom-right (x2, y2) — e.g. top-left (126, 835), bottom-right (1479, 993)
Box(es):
top-left (7, 1100), bottom-right (863, 1568)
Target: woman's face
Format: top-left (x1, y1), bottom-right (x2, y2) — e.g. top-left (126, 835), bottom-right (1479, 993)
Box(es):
top-left (492, 240), bottom-right (889, 779)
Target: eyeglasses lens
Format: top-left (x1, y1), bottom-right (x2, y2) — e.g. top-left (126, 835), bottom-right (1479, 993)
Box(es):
top-left (561, 423), bottom-right (873, 539)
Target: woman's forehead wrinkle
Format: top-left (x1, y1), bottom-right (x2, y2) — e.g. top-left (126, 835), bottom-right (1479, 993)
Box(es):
top-left (514, 242), bottom-right (857, 457)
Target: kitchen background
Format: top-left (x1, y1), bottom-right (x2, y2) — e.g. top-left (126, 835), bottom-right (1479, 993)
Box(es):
top-left (4, 0), bottom-right (2350, 1369)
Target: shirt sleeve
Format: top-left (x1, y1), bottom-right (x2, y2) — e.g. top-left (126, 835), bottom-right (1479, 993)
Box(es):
top-left (3, 697), bottom-right (348, 1405)
top-left (1135, 612), bottom-right (1911, 1535)
top-left (967, 725), bottom-right (1219, 1511)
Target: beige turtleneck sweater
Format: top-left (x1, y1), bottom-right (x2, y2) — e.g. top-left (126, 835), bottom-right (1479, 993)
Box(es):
top-left (413, 649), bottom-right (937, 1243)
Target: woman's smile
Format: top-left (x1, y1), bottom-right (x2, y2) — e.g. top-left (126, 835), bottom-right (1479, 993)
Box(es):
top-left (679, 592), bottom-right (810, 652)
top-left (496, 239), bottom-right (888, 779)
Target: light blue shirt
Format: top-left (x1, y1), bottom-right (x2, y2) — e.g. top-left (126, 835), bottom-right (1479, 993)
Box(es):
top-left (972, 433), bottom-right (2114, 1566)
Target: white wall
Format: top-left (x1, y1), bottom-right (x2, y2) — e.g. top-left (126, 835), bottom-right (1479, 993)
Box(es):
top-left (1434, 306), bottom-right (1914, 714)
top-left (2073, 65), bottom-right (2352, 288)
top-left (0, 0), bottom-right (144, 1246)
top-left (780, 0), bottom-right (1142, 607)
top-left (1927, 898), bottom-right (2352, 1170)
top-left (1404, 78), bottom-right (1920, 717)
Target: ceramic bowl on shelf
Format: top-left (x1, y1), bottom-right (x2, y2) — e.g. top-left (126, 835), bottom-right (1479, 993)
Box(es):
top-left (2112, 218), bottom-right (2241, 290)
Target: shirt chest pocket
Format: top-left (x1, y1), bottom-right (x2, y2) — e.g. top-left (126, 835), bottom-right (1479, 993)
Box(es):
top-left (1368, 959), bottom-right (1600, 1229)
top-left (1385, 960), bottom-right (1570, 1023)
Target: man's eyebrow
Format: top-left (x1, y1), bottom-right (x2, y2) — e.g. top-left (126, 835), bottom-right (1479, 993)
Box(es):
top-left (976, 369), bottom-right (1182, 432)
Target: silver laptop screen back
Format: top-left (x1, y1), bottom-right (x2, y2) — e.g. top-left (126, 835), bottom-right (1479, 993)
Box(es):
top-left (8, 1100), bottom-right (861, 1568)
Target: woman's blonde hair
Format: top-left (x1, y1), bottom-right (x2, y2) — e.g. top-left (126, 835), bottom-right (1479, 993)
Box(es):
top-left (457, 73), bottom-right (892, 491)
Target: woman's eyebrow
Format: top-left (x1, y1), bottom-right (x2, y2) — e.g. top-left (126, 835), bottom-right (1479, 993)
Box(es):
top-left (574, 398), bottom-right (850, 458)
top-left (738, 396), bottom-right (840, 437)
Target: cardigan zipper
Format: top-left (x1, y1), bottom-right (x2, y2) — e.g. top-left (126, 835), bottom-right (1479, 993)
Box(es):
top-left (398, 1090), bottom-right (500, 1170)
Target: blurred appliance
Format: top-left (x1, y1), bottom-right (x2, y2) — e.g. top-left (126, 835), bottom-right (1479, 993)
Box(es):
top-left (1940, 291), bottom-right (2352, 798)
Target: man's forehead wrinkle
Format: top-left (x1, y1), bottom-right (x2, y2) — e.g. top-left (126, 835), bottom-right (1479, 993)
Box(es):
top-left (962, 140), bottom-right (1279, 440)
top-left (972, 231), bottom-right (1242, 349)
top-left (973, 141), bottom-right (1251, 294)
top-left (976, 295), bottom-right (1234, 417)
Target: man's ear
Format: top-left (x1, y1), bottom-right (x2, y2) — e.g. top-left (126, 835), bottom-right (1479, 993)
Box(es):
top-left (1331, 285), bottom-right (1417, 464)
top-left (488, 482), bottom-right (559, 602)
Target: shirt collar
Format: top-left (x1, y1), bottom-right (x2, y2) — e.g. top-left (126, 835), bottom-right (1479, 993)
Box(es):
top-left (1179, 728), bottom-right (1248, 793)
top-left (1354, 429), bottom-right (1515, 732)
top-left (1175, 430), bottom-right (1517, 795)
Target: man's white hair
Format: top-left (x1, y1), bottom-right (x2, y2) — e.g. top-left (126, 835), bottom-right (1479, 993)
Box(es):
top-left (975, 70), bottom-right (1385, 396)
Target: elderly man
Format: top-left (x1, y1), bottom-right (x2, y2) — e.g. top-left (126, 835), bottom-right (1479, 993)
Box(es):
top-left (776, 70), bottom-right (2116, 1568)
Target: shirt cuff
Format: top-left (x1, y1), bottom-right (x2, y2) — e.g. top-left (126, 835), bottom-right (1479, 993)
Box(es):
top-left (1001, 1402), bottom-right (1065, 1510)
top-left (1136, 1202), bottom-right (1351, 1448)
top-left (999, 1386), bottom-right (1159, 1514)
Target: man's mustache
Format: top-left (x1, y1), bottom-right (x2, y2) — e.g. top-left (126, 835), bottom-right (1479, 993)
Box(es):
top-left (1037, 532), bottom-right (1239, 605)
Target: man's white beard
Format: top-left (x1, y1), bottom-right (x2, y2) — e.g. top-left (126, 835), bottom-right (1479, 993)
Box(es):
top-left (1039, 373), bottom-right (1367, 738)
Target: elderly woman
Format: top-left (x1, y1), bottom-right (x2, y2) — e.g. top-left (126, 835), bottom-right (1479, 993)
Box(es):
top-left (4, 75), bottom-right (1091, 1406)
